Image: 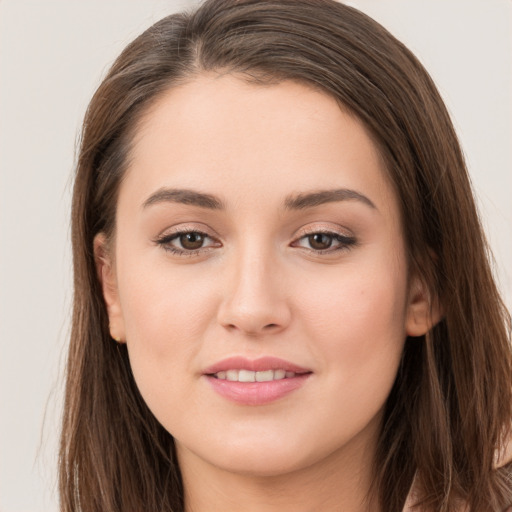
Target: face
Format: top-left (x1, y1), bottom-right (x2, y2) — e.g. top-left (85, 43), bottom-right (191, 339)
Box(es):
top-left (97, 74), bottom-right (431, 478)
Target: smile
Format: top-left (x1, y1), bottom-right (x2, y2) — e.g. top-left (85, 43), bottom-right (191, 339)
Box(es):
top-left (212, 369), bottom-right (299, 382)
top-left (203, 356), bottom-right (312, 405)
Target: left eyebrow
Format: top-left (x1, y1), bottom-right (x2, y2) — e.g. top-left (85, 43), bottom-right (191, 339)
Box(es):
top-left (284, 188), bottom-right (377, 210)
top-left (142, 187), bottom-right (225, 210)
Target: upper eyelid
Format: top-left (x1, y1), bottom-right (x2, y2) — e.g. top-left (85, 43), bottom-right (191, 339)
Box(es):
top-left (293, 224), bottom-right (353, 238)
top-left (153, 222), bottom-right (354, 243)
top-left (155, 231), bottom-right (220, 248)
top-left (292, 231), bottom-right (355, 246)
top-left (155, 223), bottom-right (218, 239)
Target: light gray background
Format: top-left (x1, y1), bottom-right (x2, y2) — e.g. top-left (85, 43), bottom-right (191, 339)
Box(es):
top-left (1, 1), bottom-right (510, 510)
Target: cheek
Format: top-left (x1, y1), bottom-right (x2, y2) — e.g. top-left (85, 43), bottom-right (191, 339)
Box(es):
top-left (115, 257), bottom-right (219, 409)
top-left (298, 257), bottom-right (408, 386)
top-left (119, 257), bottom-right (217, 346)
top-left (293, 265), bottom-right (408, 447)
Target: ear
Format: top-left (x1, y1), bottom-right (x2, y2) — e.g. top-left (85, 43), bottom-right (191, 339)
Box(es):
top-left (405, 275), bottom-right (443, 337)
top-left (93, 233), bottom-right (126, 343)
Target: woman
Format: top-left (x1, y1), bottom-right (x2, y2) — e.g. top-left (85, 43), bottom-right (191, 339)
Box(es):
top-left (59, 0), bottom-right (512, 510)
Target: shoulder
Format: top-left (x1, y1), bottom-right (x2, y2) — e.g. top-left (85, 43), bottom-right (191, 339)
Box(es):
top-left (496, 436), bottom-right (512, 470)
top-left (402, 437), bottom-right (512, 512)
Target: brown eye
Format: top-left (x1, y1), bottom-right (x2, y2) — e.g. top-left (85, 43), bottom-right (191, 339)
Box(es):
top-left (307, 233), bottom-right (333, 250)
top-left (155, 229), bottom-right (220, 256)
top-left (179, 232), bottom-right (205, 250)
top-left (292, 230), bottom-right (357, 254)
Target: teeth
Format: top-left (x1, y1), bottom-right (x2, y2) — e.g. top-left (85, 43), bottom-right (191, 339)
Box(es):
top-left (214, 369), bottom-right (296, 382)
top-left (274, 369), bottom-right (286, 379)
top-left (239, 369), bottom-right (255, 382)
top-left (255, 370), bottom-right (273, 382)
top-left (226, 369), bottom-right (238, 381)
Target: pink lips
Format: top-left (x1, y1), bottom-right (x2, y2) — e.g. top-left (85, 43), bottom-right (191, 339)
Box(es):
top-left (203, 356), bottom-right (312, 406)
top-left (203, 356), bottom-right (310, 374)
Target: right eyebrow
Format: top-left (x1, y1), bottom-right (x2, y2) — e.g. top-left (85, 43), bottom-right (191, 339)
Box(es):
top-left (141, 187), bottom-right (225, 210)
top-left (284, 188), bottom-right (376, 211)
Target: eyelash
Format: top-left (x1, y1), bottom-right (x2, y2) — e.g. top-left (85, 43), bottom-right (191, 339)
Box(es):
top-left (155, 230), bottom-right (219, 257)
top-left (291, 229), bottom-right (357, 254)
top-left (154, 229), bottom-right (357, 257)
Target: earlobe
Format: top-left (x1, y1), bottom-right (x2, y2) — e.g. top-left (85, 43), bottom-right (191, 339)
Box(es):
top-left (93, 233), bottom-right (126, 343)
top-left (405, 276), bottom-right (443, 337)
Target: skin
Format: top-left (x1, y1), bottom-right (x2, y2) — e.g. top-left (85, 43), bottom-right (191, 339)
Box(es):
top-left (96, 74), bottom-right (434, 512)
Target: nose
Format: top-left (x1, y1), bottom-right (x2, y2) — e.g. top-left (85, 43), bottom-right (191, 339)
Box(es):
top-left (216, 247), bottom-right (291, 337)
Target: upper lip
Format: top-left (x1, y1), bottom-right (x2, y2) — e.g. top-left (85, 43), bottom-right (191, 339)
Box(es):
top-left (203, 356), bottom-right (311, 375)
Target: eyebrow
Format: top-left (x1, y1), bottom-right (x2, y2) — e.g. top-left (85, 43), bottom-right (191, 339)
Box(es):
top-left (142, 188), bottom-right (225, 210)
top-left (284, 189), bottom-right (376, 210)
top-left (141, 187), bottom-right (376, 211)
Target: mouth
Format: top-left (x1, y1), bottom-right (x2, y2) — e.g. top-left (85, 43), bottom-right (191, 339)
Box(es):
top-left (203, 356), bottom-right (312, 405)
top-left (209, 369), bottom-right (307, 382)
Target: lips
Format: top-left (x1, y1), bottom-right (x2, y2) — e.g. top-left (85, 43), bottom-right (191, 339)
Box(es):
top-left (214, 368), bottom-right (296, 382)
top-left (203, 356), bottom-right (311, 375)
top-left (203, 356), bottom-right (312, 405)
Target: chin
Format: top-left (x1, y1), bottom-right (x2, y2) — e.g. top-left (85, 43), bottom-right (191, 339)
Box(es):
top-left (180, 430), bottom-right (333, 479)
top-left (212, 451), bottom-right (311, 478)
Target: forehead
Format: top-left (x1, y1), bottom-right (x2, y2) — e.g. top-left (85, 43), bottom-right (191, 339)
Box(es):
top-left (122, 73), bottom-right (398, 216)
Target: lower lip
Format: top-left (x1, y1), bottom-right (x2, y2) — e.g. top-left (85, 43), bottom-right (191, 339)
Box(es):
top-left (204, 374), bottom-right (311, 405)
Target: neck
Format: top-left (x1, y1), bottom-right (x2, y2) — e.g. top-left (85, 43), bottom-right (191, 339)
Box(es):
top-left (177, 427), bottom-right (381, 512)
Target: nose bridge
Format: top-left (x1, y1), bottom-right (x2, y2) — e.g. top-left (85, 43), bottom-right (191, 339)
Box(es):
top-left (217, 236), bottom-right (290, 335)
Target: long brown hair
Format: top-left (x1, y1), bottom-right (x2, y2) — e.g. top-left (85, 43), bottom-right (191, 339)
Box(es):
top-left (60, 1), bottom-right (512, 510)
